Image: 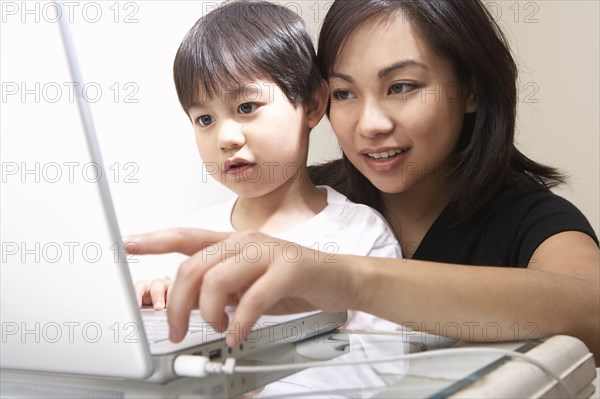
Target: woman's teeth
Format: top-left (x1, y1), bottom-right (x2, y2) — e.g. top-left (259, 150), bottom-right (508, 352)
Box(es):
top-left (367, 149), bottom-right (402, 159)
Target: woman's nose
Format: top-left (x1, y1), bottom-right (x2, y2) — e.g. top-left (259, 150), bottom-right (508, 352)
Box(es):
top-left (356, 100), bottom-right (394, 138)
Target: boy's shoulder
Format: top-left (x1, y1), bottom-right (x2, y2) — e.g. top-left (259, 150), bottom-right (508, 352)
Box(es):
top-left (317, 185), bottom-right (401, 257)
top-left (319, 185), bottom-right (389, 226)
top-left (183, 196), bottom-right (237, 231)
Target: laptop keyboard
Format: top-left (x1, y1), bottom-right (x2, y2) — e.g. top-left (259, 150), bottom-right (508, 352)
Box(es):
top-left (141, 310), bottom-right (216, 344)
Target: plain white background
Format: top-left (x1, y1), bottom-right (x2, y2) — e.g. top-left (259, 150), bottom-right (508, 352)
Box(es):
top-left (1, 0), bottom-right (598, 282)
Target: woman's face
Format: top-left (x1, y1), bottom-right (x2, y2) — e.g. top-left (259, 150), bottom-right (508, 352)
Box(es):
top-left (328, 14), bottom-right (476, 195)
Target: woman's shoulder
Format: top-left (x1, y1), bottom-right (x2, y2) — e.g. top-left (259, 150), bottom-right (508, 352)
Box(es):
top-left (416, 180), bottom-right (598, 266)
top-left (492, 180), bottom-right (591, 223)
top-left (495, 179), bottom-right (597, 238)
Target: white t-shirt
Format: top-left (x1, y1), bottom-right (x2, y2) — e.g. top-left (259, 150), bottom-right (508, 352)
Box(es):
top-left (185, 185), bottom-right (403, 330)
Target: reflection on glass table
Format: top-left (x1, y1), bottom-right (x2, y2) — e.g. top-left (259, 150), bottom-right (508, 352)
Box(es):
top-left (1, 331), bottom-right (596, 398)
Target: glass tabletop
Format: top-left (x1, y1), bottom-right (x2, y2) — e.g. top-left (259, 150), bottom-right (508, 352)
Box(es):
top-left (1, 330), bottom-right (539, 398)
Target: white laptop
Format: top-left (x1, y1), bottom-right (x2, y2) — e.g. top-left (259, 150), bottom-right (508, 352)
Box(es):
top-left (0, 4), bottom-right (347, 383)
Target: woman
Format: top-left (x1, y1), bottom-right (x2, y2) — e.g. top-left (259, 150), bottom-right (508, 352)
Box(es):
top-left (126, 0), bottom-right (599, 360)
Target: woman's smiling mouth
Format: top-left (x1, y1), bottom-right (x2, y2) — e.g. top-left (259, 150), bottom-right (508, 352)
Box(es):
top-left (366, 148), bottom-right (406, 159)
top-left (362, 148), bottom-right (410, 171)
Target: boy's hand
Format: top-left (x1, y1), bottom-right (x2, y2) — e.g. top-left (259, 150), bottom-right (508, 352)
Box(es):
top-left (134, 278), bottom-right (172, 310)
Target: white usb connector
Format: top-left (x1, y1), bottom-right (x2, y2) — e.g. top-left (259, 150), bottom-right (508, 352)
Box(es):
top-left (174, 356), bottom-right (236, 378)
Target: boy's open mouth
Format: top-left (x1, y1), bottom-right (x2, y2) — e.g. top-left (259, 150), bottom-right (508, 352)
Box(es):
top-left (225, 159), bottom-right (257, 175)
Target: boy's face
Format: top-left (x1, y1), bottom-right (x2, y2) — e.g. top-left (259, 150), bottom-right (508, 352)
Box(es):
top-left (187, 80), bottom-right (314, 198)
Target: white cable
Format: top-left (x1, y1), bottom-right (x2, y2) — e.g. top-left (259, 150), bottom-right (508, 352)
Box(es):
top-left (173, 346), bottom-right (574, 398)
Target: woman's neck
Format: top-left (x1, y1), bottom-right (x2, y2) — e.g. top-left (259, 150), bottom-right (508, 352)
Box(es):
top-left (381, 175), bottom-right (451, 258)
top-left (231, 172), bottom-right (327, 235)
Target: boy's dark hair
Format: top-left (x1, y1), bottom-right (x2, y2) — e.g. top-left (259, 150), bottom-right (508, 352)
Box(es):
top-left (173, 0), bottom-right (321, 112)
top-left (310, 0), bottom-right (565, 223)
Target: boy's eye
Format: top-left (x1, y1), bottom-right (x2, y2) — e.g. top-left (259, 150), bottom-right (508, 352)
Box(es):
top-left (331, 89), bottom-right (354, 102)
top-left (238, 103), bottom-right (258, 114)
top-left (196, 115), bottom-right (214, 127)
top-left (389, 82), bottom-right (417, 95)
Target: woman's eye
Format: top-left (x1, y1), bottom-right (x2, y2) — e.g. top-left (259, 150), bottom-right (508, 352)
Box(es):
top-left (389, 82), bottom-right (417, 95)
top-left (238, 103), bottom-right (258, 114)
top-left (331, 90), bottom-right (354, 101)
top-left (196, 115), bottom-right (214, 127)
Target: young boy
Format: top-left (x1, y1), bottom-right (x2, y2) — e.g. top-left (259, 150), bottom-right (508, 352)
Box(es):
top-left (135, 0), bottom-right (401, 330)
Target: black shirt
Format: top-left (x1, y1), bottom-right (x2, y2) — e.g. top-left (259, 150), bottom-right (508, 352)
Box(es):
top-left (413, 182), bottom-right (599, 267)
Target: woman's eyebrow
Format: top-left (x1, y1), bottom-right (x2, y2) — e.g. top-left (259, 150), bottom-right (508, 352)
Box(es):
top-left (378, 60), bottom-right (429, 78)
top-left (330, 71), bottom-right (353, 83)
top-left (330, 60), bottom-right (429, 83)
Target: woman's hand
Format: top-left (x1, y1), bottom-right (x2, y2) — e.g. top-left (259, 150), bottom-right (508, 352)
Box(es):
top-left (124, 228), bottom-right (357, 346)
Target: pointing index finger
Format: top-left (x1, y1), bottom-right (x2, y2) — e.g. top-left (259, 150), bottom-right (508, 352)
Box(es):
top-left (124, 228), bottom-right (231, 256)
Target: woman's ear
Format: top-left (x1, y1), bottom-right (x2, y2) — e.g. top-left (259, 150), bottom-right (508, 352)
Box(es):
top-left (306, 79), bottom-right (329, 129)
top-left (465, 79), bottom-right (477, 114)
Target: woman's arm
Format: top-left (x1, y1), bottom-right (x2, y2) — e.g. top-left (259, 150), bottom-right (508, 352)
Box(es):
top-left (126, 229), bottom-right (599, 360)
top-left (354, 231), bottom-right (599, 361)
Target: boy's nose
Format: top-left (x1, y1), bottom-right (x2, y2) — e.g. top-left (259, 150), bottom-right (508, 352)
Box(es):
top-left (217, 120), bottom-right (245, 151)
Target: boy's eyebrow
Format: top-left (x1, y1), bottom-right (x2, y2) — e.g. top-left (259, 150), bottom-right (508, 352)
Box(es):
top-left (330, 60), bottom-right (429, 82)
top-left (188, 101), bottom-right (207, 110)
top-left (188, 84), bottom-right (264, 108)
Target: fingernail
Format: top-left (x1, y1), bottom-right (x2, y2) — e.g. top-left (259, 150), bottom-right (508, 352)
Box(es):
top-left (154, 301), bottom-right (164, 310)
top-left (226, 334), bottom-right (235, 347)
top-left (123, 241), bottom-right (139, 254)
top-left (226, 332), bottom-right (242, 348)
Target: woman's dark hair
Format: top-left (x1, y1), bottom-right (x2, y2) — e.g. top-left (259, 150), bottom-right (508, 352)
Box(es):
top-left (310, 0), bottom-right (565, 221)
top-left (174, 0), bottom-right (321, 112)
